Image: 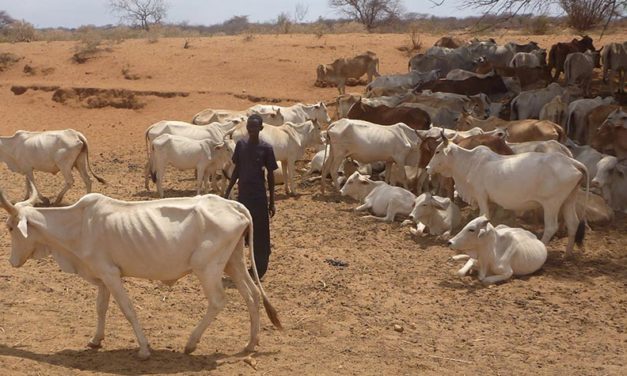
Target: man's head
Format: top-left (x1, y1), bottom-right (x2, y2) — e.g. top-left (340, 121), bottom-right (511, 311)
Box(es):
top-left (247, 114), bottom-right (264, 134)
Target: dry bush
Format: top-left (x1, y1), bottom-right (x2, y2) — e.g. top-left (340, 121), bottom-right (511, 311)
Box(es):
top-left (3, 20), bottom-right (36, 42)
top-left (525, 15), bottom-right (551, 35)
top-left (242, 33), bottom-right (255, 42)
top-left (0, 52), bottom-right (21, 71)
top-left (396, 23), bottom-right (422, 56)
top-left (121, 65), bottom-right (140, 80)
top-left (333, 21), bottom-right (367, 33)
top-left (72, 32), bottom-right (103, 64)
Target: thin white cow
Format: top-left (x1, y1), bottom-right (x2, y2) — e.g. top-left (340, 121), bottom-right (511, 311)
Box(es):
top-left (0, 185), bottom-right (282, 360)
top-left (232, 120), bottom-right (322, 195)
top-left (321, 119), bottom-right (421, 193)
top-left (426, 136), bottom-right (588, 256)
top-left (408, 192), bottom-right (461, 239)
top-left (448, 216), bottom-right (547, 284)
top-left (247, 103), bottom-right (330, 124)
top-left (149, 135), bottom-right (231, 198)
top-left (339, 171), bottom-right (416, 222)
top-left (0, 129), bottom-right (106, 204)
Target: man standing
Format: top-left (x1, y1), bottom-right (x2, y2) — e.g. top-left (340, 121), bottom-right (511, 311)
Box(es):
top-left (224, 114), bottom-right (278, 279)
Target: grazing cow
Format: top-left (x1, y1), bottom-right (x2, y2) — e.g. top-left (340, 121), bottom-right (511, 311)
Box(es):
top-left (448, 216), bottom-right (547, 284)
top-left (367, 70), bottom-right (440, 93)
top-left (564, 51), bottom-right (599, 96)
top-left (591, 157), bottom-right (627, 212)
top-left (426, 136), bottom-right (588, 255)
top-left (566, 96), bottom-right (616, 141)
top-left (456, 112), bottom-right (565, 142)
top-left (540, 95), bottom-right (568, 128)
top-left (321, 119), bottom-right (421, 193)
top-left (601, 42), bottom-right (627, 94)
top-left (316, 51), bottom-right (380, 94)
top-left (340, 171), bottom-right (416, 222)
top-left (0, 185), bottom-right (282, 359)
top-left (247, 102), bottom-right (331, 125)
top-left (0, 129), bottom-right (106, 205)
top-left (414, 75), bottom-right (509, 97)
top-left (148, 135), bottom-right (231, 198)
top-left (548, 35), bottom-right (596, 81)
top-left (510, 82), bottom-right (568, 120)
top-left (509, 50), bottom-right (546, 68)
top-left (232, 120), bottom-right (321, 195)
top-left (591, 107), bottom-right (627, 158)
top-left (434, 36), bottom-right (464, 49)
top-left (408, 192), bottom-right (461, 239)
top-left (584, 104), bottom-right (621, 145)
top-left (346, 102), bottom-right (431, 130)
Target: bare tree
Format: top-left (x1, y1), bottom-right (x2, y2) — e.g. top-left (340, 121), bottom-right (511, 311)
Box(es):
top-left (295, 2), bottom-right (310, 23)
top-left (109, 0), bottom-right (167, 31)
top-left (329, 0), bottom-right (405, 31)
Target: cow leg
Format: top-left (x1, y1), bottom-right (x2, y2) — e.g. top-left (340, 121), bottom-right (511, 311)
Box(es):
top-left (196, 166), bottom-right (205, 196)
top-left (53, 167), bottom-right (75, 205)
top-left (101, 275), bottom-right (151, 359)
top-left (288, 159), bottom-right (297, 195)
top-left (75, 151), bottom-right (93, 194)
top-left (457, 258), bottom-right (477, 277)
top-left (156, 166), bottom-right (165, 198)
top-left (481, 267), bottom-right (514, 285)
top-left (185, 265), bottom-right (226, 354)
top-left (88, 282), bottom-right (111, 349)
top-left (561, 191), bottom-right (581, 257)
top-left (144, 159), bottom-right (152, 191)
top-left (224, 238), bottom-right (261, 352)
top-left (282, 160), bottom-right (290, 195)
top-left (23, 174), bottom-right (49, 205)
top-left (477, 196), bottom-right (491, 219)
top-left (540, 203), bottom-right (560, 245)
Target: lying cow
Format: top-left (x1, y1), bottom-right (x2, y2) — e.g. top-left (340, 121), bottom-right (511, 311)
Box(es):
top-left (0, 184), bottom-right (282, 359)
top-left (0, 129), bottom-right (106, 205)
top-left (426, 135), bottom-right (588, 256)
top-left (408, 192), bottom-right (461, 239)
top-left (316, 51), bottom-right (380, 94)
top-left (148, 135), bottom-right (231, 198)
top-left (448, 216), bottom-right (547, 284)
top-left (340, 171), bottom-right (416, 222)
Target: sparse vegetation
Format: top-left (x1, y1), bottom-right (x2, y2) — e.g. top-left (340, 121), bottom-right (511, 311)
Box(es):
top-left (396, 22), bottom-right (422, 56)
top-left (108, 0), bottom-right (168, 31)
top-left (329, 0), bottom-right (405, 32)
top-left (0, 52), bottom-right (21, 71)
top-left (526, 15), bottom-right (550, 34)
top-left (72, 32), bottom-right (104, 63)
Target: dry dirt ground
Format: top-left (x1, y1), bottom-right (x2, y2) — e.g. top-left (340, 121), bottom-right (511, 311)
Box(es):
top-left (0, 32), bottom-right (625, 375)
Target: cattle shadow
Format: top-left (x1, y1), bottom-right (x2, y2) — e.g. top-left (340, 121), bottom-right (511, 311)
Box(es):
top-left (0, 344), bottom-right (277, 375)
top-left (541, 248), bottom-right (627, 284)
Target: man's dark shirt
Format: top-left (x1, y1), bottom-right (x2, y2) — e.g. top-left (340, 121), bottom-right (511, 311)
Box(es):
top-left (232, 139), bottom-right (279, 199)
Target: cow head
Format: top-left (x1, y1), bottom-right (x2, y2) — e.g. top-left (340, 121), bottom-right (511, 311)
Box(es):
top-left (578, 35), bottom-right (596, 52)
top-left (425, 132), bottom-right (455, 177)
top-left (409, 192), bottom-right (451, 223)
top-left (593, 108), bottom-right (627, 150)
top-left (339, 171), bottom-right (373, 201)
top-left (417, 136), bottom-right (440, 168)
top-left (0, 183), bottom-right (41, 268)
top-left (316, 64), bottom-right (328, 82)
top-left (447, 215), bottom-right (494, 256)
top-left (315, 102), bottom-right (332, 124)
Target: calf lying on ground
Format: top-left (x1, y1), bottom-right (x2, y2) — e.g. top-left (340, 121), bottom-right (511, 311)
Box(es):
top-left (448, 216), bottom-right (547, 285)
top-left (407, 192), bottom-right (461, 239)
top-left (340, 171), bottom-right (416, 222)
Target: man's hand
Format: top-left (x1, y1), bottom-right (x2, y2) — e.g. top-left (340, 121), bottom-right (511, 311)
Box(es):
top-left (268, 201), bottom-right (276, 218)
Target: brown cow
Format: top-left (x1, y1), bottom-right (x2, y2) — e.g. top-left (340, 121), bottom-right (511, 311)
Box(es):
top-left (316, 51), bottom-right (380, 95)
top-left (414, 75), bottom-right (508, 96)
top-left (456, 133), bottom-right (515, 155)
top-left (547, 35), bottom-right (596, 81)
top-left (591, 107), bottom-right (627, 158)
top-left (456, 112), bottom-right (565, 142)
top-left (474, 62), bottom-right (552, 89)
top-left (346, 102), bottom-right (431, 130)
top-left (583, 104), bottom-right (620, 145)
top-left (434, 36), bottom-right (464, 49)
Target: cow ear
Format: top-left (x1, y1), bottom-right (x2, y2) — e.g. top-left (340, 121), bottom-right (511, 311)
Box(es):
top-left (17, 216), bottom-right (28, 238)
top-left (432, 196), bottom-right (451, 210)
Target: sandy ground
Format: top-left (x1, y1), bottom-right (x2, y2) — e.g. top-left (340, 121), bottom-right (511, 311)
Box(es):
top-left (0, 32), bottom-right (625, 375)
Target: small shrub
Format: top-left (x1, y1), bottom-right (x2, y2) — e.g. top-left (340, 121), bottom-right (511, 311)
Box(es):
top-left (183, 39), bottom-right (190, 49)
top-left (4, 20), bottom-right (35, 42)
top-left (0, 52), bottom-right (21, 71)
top-left (242, 33), bottom-right (255, 42)
top-left (72, 32), bottom-right (103, 64)
top-left (526, 16), bottom-right (550, 35)
top-left (396, 23), bottom-right (422, 56)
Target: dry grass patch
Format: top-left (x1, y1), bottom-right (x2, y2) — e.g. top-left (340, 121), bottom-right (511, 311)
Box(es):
top-left (0, 52), bottom-right (21, 71)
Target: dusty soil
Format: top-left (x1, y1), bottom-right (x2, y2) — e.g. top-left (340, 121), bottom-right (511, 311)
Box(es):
top-left (0, 32), bottom-right (625, 375)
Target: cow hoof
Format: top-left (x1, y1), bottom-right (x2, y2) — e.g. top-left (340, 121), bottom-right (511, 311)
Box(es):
top-left (184, 344), bottom-right (197, 354)
top-left (244, 342), bottom-right (257, 352)
top-left (137, 348), bottom-right (151, 360)
top-left (87, 340), bottom-right (102, 349)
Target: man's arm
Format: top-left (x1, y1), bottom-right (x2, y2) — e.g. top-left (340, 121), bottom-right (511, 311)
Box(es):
top-left (224, 164), bottom-right (239, 199)
top-left (267, 169), bottom-right (275, 218)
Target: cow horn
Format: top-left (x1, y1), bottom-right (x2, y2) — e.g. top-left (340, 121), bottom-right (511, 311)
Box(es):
top-left (440, 130), bottom-right (449, 146)
top-left (0, 190), bottom-right (18, 216)
top-left (16, 180), bottom-right (38, 208)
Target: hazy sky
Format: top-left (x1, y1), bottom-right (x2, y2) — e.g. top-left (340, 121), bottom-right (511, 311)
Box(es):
top-left (0, 0), bottom-right (485, 28)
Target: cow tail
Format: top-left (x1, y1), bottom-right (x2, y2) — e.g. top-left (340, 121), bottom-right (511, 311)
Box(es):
top-left (548, 46), bottom-right (556, 81)
top-left (238, 203), bottom-right (282, 330)
top-left (574, 160), bottom-right (589, 246)
top-left (321, 125), bottom-right (333, 194)
top-left (77, 133), bottom-right (107, 185)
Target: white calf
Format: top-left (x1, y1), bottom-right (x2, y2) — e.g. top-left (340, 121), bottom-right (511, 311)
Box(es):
top-left (408, 192), bottom-right (460, 239)
top-left (340, 171), bottom-right (416, 222)
top-left (448, 216), bottom-right (547, 284)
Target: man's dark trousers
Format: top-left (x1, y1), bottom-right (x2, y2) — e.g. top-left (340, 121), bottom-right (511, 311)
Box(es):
top-left (238, 195), bottom-right (271, 278)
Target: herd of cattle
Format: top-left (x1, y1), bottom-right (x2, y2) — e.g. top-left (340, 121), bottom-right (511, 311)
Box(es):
top-left (0, 34), bottom-right (625, 359)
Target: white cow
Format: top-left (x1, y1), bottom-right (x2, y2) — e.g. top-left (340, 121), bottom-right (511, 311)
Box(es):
top-left (143, 119), bottom-right (242, 190)
top-left (507, 140), bottom-right (573, 157)
top-left (339, 171), bottom-right (416, 222)
top-left (448, 216), bottom-right (547, 284)
top-left (426, 136), bottom-right (589, 255)
top-left (591, 157), bottom-right (627, 212)
top-left (232, 120), bottom-right (321, 195)
top-left (247, 103), bottom-right (330, 124)
top-left (601, 42), bottom-right (627, 94)
top-left (564, 51), bottom-right (597, 97)
top-left (321, 119), bottom-right (421, 193)
top-left (509, 50), bottom-right (546, 68)
top-left (0, 185), bottom-right (282, 360)
top-left (366, 69), bottom-right (440, 92)
top-left (192, 109), bottom-right (246, 125)
top-left (408, 192), bottom-right (461, 239)
top-left (539, 95), bottom-right (567, 128)
top-left (148, 135), bottom-right (231, 198)
top-left (565, 96), bottom-right (615, 142)
top-left (510, 82), bottom-right (566, 120)
top-left (0, 129), bottom-right (106, 205)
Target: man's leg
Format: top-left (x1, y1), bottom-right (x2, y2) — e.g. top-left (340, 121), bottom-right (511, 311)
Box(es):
top-left (240, 197), bottom-right (272, 279)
